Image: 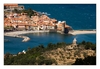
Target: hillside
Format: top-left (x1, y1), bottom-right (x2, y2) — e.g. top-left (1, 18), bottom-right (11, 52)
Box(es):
top-left (4, 41), bottom-right (96, 65)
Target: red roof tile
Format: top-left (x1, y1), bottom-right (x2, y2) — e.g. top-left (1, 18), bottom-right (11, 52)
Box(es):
top-left (4, 4), bottom-right (18, 6)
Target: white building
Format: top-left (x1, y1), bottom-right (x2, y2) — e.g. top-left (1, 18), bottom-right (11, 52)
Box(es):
top-left (73, 38), bottom-right (77, 45)
top-left (22, 50), bottom-right (26, 54)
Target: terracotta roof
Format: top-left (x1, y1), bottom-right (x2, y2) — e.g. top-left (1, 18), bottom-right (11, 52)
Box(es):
top-left (31, 24), bottom-right (37, 26)
top-left (4, 23), bottom-right (12, 26)
top-left (48, 23), bottom-right (55, 26)
top-left (51, 19), bottom-right (57, 22)
top-left (12, 23), bottom-right (17, 26)
top-left (4, 4), bottom-right (18, 6)
top-left (58, 23), bottom-right (64, 27)
top-left (65, 25), bottom-right (70, 28)
top-left (57, 28), bottom-right (62, 31)
top-left (17, 23), bottom-right (26, 26)
top-left (4, 18), bottom-right (9, 21)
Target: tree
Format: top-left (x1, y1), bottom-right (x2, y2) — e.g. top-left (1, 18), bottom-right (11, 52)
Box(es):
top-left (4, 53), bottom-right (11, 59)
top-left (4, 26), bottom-right (14, 31)
top-left (22, 9), bottom-right (35, 18)
top-left (82, 41), bottom-right (86, 45)
top-left (72, 56), bottom-right (96, 65)
top-left (13, 9), bottom-right (18, 13)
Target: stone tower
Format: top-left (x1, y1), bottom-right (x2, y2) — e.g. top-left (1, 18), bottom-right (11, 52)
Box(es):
top-left (72, 38), bottom-right (77, 46)
top-left (61, 21), bottom-right (65, 33)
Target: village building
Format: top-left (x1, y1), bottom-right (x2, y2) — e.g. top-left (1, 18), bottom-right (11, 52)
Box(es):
top-left (4, 4), bottom-right (73, 33)
top-left (4, 4), bottom-right (24, 12)
top-left (18, 50), bottom-right (26, 55)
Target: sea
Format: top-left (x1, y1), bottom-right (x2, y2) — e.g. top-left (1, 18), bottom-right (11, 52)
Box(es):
top-left (4, 4), bottom-right (96, 54)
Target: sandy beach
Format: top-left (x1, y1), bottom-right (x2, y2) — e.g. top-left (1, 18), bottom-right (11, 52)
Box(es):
top-left (4, 30), bottom-right (96, 42)
top-left (4, 30), bottom-right (49, 42)
top-left (4, 30), bottom-right (49, 36)
top-left (68, 30), bottom-right (96, 35)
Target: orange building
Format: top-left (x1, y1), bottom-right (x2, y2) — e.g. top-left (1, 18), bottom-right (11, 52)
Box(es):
top-left (4, 3), bottom-right (24, 12)
top-left (4, 4), bottom-right (18, 7)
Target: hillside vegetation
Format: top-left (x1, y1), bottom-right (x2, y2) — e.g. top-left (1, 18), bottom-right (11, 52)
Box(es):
top-left (4, 41), bottom-right (96, 65)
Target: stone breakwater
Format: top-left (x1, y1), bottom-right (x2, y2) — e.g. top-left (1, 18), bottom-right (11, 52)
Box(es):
top-left (14, 35), bottom-right (30, 42)
top-left (4, 30), bottom-right (49, 42)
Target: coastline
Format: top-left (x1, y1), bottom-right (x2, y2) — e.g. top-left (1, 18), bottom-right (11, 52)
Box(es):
top-left (4, 30), bottom-right (49, 36)
top-left (68, 30), bottom-right (96, 35)
top-left (4, 30), bottom-right (49, 42)
top-left (4, 30), bottom-right (96, 42)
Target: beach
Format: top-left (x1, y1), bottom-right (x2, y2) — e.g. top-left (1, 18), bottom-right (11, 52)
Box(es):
top-left (4, 30), bottom-right (49, 36)
top-left (68, 30), bottom-right (96, 35)
top-left (4, 30), bottom-right (49, 42)
top-left (4, 30), bottom-right (96, 42)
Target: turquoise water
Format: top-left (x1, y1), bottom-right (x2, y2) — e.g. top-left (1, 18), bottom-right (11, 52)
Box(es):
top-left (4, 4), bottom-right (96, 54)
